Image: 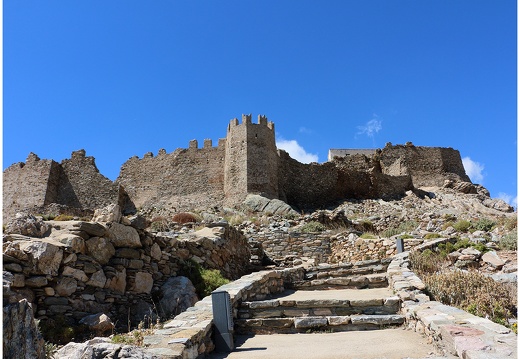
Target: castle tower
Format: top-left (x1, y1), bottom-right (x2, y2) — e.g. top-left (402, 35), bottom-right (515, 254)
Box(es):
top-left (224, 114), bottom-right (278, 206)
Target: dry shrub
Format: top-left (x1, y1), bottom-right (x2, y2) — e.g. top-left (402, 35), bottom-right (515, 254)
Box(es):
top-left (409, 249), bottom-right (446, 274)
top-left (172, 212), bottom-right (198, 224)
top-left (423, 270), bottom-right (517, 325)
top-left (150, 216), bottom-right (173, 232)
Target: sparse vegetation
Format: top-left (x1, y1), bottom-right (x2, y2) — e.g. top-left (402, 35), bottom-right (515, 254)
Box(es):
top-left (471, 218), bottom-right (496, 232)
top-left (356, 220), bottom-right (374, 233)
top-left (410, 250), bottom-right (517, 330)
top-left (53, 214), bottom-right (74, 221)
top-left (453, 219), bottom-right (471, 232)
top-left (44, 341), bottom-right (59, 359)
top-left (359, 232), bottom-right (377, 239)
top-left (300, 221), bottom-right (326, 233)
top-left (424, 233), bottom-right (441, 239)
top-left (499, 231), bottom-right (518, 251)
top-left (150, 216), bottom-right (174, 232)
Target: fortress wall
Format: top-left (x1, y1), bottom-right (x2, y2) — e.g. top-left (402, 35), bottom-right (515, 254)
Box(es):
top-left (3, 154), bottom-right (61, 221)
top-left (58, 150), bottom-right (123, 210)
top-left (278, 151), bottom-right (342, 210)
top-left (379, 145), bottom-right (470, 188)
top-left (118, 145), bottom-right (226, 212)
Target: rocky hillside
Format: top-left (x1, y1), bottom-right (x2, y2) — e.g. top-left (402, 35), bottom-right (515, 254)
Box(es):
top-left (2, 183), bottom-right (516, 358)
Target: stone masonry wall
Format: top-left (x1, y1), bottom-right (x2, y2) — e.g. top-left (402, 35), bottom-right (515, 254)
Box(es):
top-left (251, 230), bottom-right (434, 265)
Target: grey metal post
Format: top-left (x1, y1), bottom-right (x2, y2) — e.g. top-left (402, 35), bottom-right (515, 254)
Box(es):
top-left (212, 291), bottom-right (234, 352)
top-left (396, 237), bottom-right (405, 253)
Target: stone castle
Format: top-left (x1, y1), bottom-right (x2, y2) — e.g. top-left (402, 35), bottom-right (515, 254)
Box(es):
top-left (3, 114), bottom-right (473, 221)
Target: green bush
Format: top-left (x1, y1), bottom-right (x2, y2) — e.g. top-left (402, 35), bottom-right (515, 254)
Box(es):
top-left (424, 233), bottom-right (441, 239)
top-left (499, 231), bottom-right (518, 250)
top-left (471, 218), bottom-right (496, 232)
top-left (300, 221), bottom-right (326, 233)
top-left (453, 220), bottom-right (471, 232)
top-left (359, 232), bottom-right (377, 239)
top-left (179, 260), bottom-right (230, 298)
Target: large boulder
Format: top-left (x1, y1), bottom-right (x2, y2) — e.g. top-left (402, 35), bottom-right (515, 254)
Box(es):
top-left (156, 276), bottom-right (198, 320)
top-left (17, 240), bottom-right (64, 276)
top-left (4, 213), bottom-right (50, 238)
top-left (3, 299), bottom-right (45, 359)
top-left (56, 337), bottom-right (158, 358)
top-left (243, 194), bottom-right (298, 216)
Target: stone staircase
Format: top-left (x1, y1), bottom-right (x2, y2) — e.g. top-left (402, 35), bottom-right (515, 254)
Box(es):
top-left (235, 260), bottom-right (404, 334)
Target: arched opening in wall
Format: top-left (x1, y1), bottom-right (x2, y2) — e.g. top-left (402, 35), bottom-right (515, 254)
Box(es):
top-left (255, 134), bottom-right (258, 138)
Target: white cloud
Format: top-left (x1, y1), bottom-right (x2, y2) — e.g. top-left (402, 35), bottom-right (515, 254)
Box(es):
top-left (299, 127), bottom-right (313, 134)
top-left (357, 118), bottom-right (382, 138)
top-left (276, 139), bottom-right (319, 163)
top-left (462, 157), bottom-right (484, 184)
top-left (498, 192), bottom-right (518, 208)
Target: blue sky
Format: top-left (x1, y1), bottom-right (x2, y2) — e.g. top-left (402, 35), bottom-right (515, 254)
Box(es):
top-left (3, 1), bottom-right (517, 207)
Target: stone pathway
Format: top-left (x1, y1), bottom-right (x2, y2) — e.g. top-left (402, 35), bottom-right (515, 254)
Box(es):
top-left (207, 329), bottom-right (443, 359)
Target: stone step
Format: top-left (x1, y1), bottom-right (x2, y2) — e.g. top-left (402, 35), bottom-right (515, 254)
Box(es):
top-left (238, 288), bottom-right (400, 320)
top-left (293, 272), bottom-right (388, 290)
top-left (235, 314), bottom-right (406, 334)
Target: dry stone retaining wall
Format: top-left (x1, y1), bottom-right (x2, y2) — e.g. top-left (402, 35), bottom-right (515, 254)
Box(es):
top-left (3, 219), bottom-right (251, 332)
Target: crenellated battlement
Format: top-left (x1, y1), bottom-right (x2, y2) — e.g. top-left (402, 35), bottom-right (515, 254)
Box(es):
top-left (228, 114), bottom-right (275, 133)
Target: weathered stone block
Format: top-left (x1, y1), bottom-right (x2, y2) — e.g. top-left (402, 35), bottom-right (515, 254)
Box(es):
top-left (107, 223), bottom-right (141, 248)
top-left (294, 316), bottom-right (327, 329)
top-left (56, 276), bottom-right (78, 296)
top-left (25, 276), bottom-right (48, 287)
top-left (133, 272), bottom-right (153, 294)
top-left (87, 270), bottom-right (107, 288)
top-left (85, 237), bottom-right (115, 265)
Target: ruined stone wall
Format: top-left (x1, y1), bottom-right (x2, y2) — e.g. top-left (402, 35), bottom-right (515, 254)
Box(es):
top-left (278, 151), bottom-right (342, 210)
top-left (3, 153), bottom-right (61, 222)
top-left (278, 151), bottom-right (413, 211)
top-left (117, 143), bottom-right (226, 213)
top-left (58, 150), bottom-right (123, 210)
top-left (379, 145), bottom-right (470, 187)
